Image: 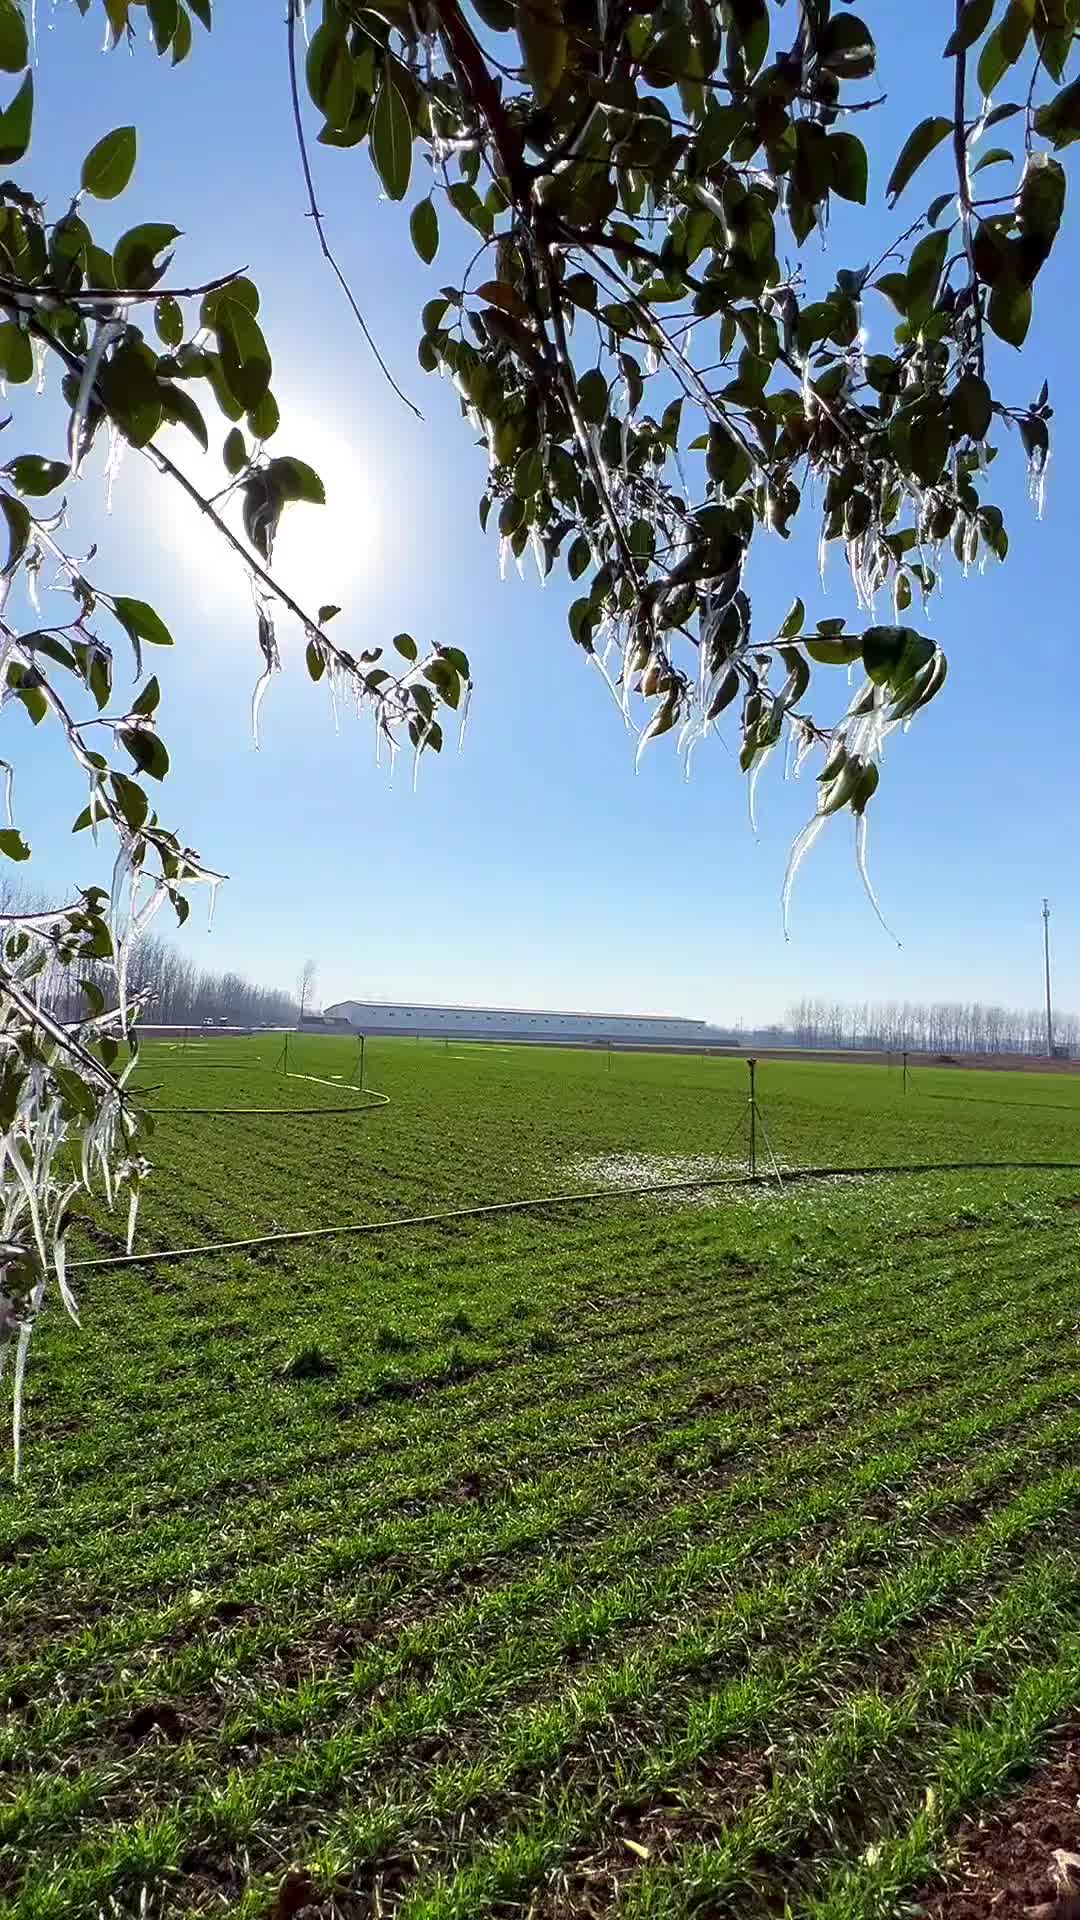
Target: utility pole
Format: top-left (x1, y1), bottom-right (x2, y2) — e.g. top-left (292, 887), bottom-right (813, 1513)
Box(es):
top-left (1043, 899), bottom-right (1055, 1058)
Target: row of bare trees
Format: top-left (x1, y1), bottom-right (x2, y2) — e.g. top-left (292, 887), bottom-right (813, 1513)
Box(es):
top-left (52, 931), bottom-right (298, 1029)
top-left (786, 999), bottom-right (1077, 1058)
top-left (0, 880), bottom-right (297, 1029)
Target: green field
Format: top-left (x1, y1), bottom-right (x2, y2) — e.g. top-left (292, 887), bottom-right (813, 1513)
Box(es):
top-left (5, 1037), bottom-right (1080, 1919)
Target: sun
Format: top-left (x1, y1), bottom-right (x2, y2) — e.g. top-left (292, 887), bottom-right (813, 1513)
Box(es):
top-left (139, 402), bottom-right (382, 644)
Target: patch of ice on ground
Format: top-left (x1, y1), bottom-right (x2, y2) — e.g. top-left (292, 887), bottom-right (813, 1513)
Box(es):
top-left (565, 1151), bottom-right (747, 1190)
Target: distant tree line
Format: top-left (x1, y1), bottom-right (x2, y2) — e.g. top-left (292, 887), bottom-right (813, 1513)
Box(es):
top-left (785, 999), bottom-right (1079, 1058)
top-left (0, 881), bottom-right (297, 1029)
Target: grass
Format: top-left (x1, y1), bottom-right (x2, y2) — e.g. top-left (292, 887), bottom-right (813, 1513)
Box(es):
top-left (3, 1035), bottom-right (1080, 1917)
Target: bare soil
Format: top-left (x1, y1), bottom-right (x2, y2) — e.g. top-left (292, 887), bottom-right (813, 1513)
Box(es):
top-left (920, 1724), bottom-right (1080, 1920)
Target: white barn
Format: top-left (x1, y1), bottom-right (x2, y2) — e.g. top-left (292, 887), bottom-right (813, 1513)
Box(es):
top-left (323, 1000), bottom-right (710, 1047)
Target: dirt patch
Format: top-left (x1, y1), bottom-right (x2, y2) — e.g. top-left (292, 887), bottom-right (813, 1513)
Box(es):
top-left (919, 1723), bottom-right (1080, 1919)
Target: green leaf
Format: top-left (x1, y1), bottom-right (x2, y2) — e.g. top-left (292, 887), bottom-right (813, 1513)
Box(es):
top-left (987, 278), bottom-right (1031, 345)
top-left (113, 222), bottom-right (180, 289)
top-left (120, 726), bottom-right (169, 781)
top-left (944, 0), bottom-right (994, 53)
top-left (214, 287), bottom-right (271, 408)
top-left (976, 24), bottom-right (1009, 96)
top-left (0, 320), bottom-right (31, 384)
top-left (910, 409), bottom-right (951, 486)
top-left (950, 371), bottom-right (993, 438)
top-left (305, 639), bottom-right (325, 682)
top-left (577, 367), bottom-right (608, 426)
top-left (248, 389), bottom-right (280, 442)
top-left (409, 197), bottom-right (439, 263)
top-left (131, 674), bottom-right (160, 716)
top-left (804, 637), bottom-right (861, 665)
top-left (828, 131), bottom-right (867, 204)
top-left (0, 491), bottom-right (29, 572)
top-left (80, 125), bottom-right (135, 200)
top-left (5, 455), bottom-right (66, 495)
top-left (170, 4), bottom-right (191, 61)
top-left (0, 69), bottom-right (31, 164)
top-left (318, 603), bottom-right (340, 623)
top-left (515, 0), bottom-right (567, 102)
top-left (972, 146), bottom-right (1013, 172)
top-left (97, 340), bottom-right (163, 447)
top-left (370, 72), bottom-right (412, 201)
top-left (817, 11), bottom-right (875, 79)
top-left (112, 596), bottom-right (174, 648)
top-left (154, 294), bottom-right (184, 347)
top-left (779, 597), bottom-right (805, 640)
top-left (393, 633), bottom-right (418, 661)
top-left (324, 37), bottom-right (355, 130)
top-left (0, 1), bottom-right (28, 73)
top-left (223, 426), bottom-right (246, 475)
top-left (906, 227), bottom-right (948, 315)
top-left (999, 0), bottom-right (1034, 63)
top-left (1034, 76), bottom-right (1080, 149)
top-left (159, 383), bottom-right (209, 452)
top-left (862, 625), bottom-right (935, 687)
top-left (146, 0), bottom-right (179, 51)
top-left (886, 116), bottom-right (952, 205)
top-left (307, 22), bottom-right (353, 125)
top-left (188, 0), bottom-right (211, 24)
top-left (109, 772), bottom-right (147, 829)
top-left (0, 828), bottom-right (28, 861)
top-left (266, 456), bottom-right (325, 504)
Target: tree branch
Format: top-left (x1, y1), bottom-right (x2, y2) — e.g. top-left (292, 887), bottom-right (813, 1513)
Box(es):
top-left (285, 0), bottom-right (422, 421)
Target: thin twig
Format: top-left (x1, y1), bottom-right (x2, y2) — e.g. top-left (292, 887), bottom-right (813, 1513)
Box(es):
top-left (0, 266), bottom-right (248, 307)
top-left (17, 313), bottom-right (418, 724)
top-left (952, 0), bottom-right (985, 376)
top-left (285, 0), bottom-right (422, 421)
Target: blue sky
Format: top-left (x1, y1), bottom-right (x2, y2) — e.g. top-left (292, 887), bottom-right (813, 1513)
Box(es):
top-left (10, 4), bottom-right (1078, 1024)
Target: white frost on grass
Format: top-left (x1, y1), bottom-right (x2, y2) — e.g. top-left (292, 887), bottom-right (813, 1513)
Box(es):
top-left (564, 1151), bottom-right (748, 1189)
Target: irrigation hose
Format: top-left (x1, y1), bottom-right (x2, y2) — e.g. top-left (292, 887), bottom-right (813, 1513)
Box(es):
top-left (67, 1157), bottom-right (1080, 1275)
top-left (139, 1094), bottom-right (389, 1117)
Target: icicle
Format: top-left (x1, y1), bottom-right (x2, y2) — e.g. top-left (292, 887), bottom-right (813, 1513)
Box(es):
top-left (781, 813), bottom-right (829, 939)
top-left (206, 874), bottom-right (221, 934)
top-left (10, 1275), bottom-right (43, 1483)
top-left (25, 546), bottom-right (41, 614)
top-left (32, 336), bottom-right (46, 395)
top-left (1028, 446), bottom-right (1050, 520)
top-left (296, 0), bottom-right (310, 44)
top-left (8, 1148), bottom-right (48, 1275)
top-left (125, 1186), bottom-right (139, 1256)
top-left (68, 320), bottom-right (122, 478)
top-left (0, 761), bottom-right (13, 827)
top-left (53, 1236), bottom-right (79, 1324)
top-left (11, 1316), bottom-right (31, 1483)
top-left (457, 678), bottom-right (472, 754)
top-left (251, 667), bottom-right (273, 749)
top-left (103, 422), bottom-right (125, 513)
top-left (855, 811), bottom-right (900, 945)
top-left (498, 536), bottom-right (509, 580)
top-left (817, 525), bottom-right (829, 590)
top-left (748, 747), bottom-right (772, 834)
